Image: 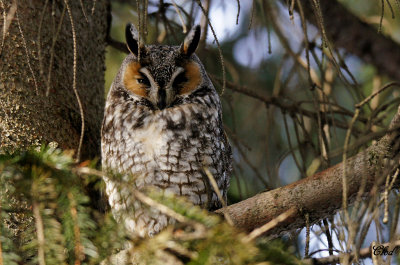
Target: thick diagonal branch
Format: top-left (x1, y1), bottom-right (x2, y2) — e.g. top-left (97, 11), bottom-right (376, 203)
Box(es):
top-left (217, 106), bottom-right (400, 236)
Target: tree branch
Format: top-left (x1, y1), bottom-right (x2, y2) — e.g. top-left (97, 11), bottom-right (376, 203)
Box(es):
top-left (106, 36), bottom-right (129, 54)
top-left (216, 106), bottom-right (400, 236)
top-left (297, 0), bottom-right (400, 82)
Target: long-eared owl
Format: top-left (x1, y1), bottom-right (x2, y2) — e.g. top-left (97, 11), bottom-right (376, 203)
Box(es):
top-left (101, 23), bottom-right (232, 237)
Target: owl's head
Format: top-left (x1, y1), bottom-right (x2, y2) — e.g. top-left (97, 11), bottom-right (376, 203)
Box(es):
top-left (114, 23), bottom-right (211, 110)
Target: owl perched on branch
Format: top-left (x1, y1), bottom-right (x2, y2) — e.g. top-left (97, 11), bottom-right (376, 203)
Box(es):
top-left (101, 23), bottom-right (232, 237)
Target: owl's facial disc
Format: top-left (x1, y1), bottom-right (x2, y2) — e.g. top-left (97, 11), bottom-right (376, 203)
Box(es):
top-left (124, 60), bottom-right (201, 110)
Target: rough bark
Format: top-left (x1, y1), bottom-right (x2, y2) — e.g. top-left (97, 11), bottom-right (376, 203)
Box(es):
top-left (0, 0), bottom-right (108, 159)
top-left (0, 0), bottom-right (108, 242)
top-left (217, 106), bottom-right (400, 236)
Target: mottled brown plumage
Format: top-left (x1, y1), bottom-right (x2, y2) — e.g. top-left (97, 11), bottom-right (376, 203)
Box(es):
top-left (101, 24), bottom-right (232, 237)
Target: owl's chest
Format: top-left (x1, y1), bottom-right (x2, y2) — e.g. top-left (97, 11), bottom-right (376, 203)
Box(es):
top-left (124, 109), bottom-right (198, 160)
top-left (129, 121), bottom-right (169, 159)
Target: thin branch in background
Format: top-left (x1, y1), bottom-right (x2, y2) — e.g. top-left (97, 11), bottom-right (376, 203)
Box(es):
top-left (389, 191), bottom-right (400, 237)
top-left (203, 167), bottom-right (233, 226)
top-left (46, 5), bottom-right (66, 96)
top-left (188, 0), bottom-right (195, 26)
top-left (310, 0), bottom-right (327, 48)
top-left (16, 10), bottom-right (39, 95)
top-left (224, 125), bottom-right (251, 152)
top-left (355, 82), bottom-right (400, 108)
top-left (342, 108), bottom-right (361, 228)
top-left (0, 0), bottom-right (5, 54)
top-left (309, 0), bottom-right (359, 93)
top-left (33, 201), bottom-right (46, 265)
top-left (171, 0), bottom-right (187, 33)
top-left (68, 192), bottom-right (84, 264)
top-left (64, 0), bottom-right (85, 163)
top-left (289, 0), bottom-right (295, 21)
top-left (79, 0), bottom-right (88, 23)
top-left (383, 173), bottom-right (391, 224)
top-left (143, 0), bottom-right (148, 35)
top-left (135, 0), bottom-right (142, 59)
top-left (211, 75), bottom-right (362, 133)
top-left (0, 0), bottom-right (17, 56)
top-left (304, 212), bottom-right (310, 258)
top-left (235, 0), bottom-right (240, 24)
top-left (91, 0), bottom-right (97, 15)
top-left (133, 190), bottom-right (192, 225)
top-left (234, 161), bottom-right (251, 198)
top-left (196, 0), bottom-right (226, 96)
top-left (232, 170), bottom-right (243, 201)
top-left (296, 0), bottom-right (312, 85)
top-left (282, 111), bottom-right (307, 178)
top-left (107, 36), bottom-right (129, 54)
top-left (248, 0), bottom-right (255, 29)
top-left (243, 208), bottom-right (296, 243)
top-left (229, 128), bottom-right (270, 189)
top-left (379, 0), bottom-right (385, 33)
top-left (345, 83), bottom-right (400, 231)
top-left (322, 219), bottom-right (334, 256)
top-left (198, 0), bottom-right (210, 47)
top-left (264, 106), bottom-right (274, 183)
top-left (37, 0), bottom-right (49, 80)
top-left (292, 118), bottom-right (307, 176)
top-left (385, 0), bottom-right (395, 18)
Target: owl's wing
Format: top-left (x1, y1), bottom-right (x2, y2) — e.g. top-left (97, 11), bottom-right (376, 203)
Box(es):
top-left (200, 128), bottom-right (233, 211)
top-left (221, 130), bottom-right (233, 200)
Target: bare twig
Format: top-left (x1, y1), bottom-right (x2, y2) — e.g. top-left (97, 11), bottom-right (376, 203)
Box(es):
top-left (64, 0), bottom-right (85, 163)
top-left (356, 82), bottom-right (400, 108)
top-left (243, 208), bottom-right (296, 243)
top-left (107, 36), bottom-right (129, 54)
top-left (305, 212), bottom-right (310, 257)
top-left (0, 0), bottom-right (17, 56)
top-left (91, 0), bottom-right (97, 15)
top-left (68, 192), bottom-right (84, 264)
top-left (171, 0), bottom-right (187, 33)
top-left (46, 5), bottom-right (66, 96)
top-left (16, 10), bottom-right (39, 95)
top-left (33, 201), bottom-right (46, 265)
top-left (235, 0), bottom-right (240, 24)
top-left (79, 0), bottom-right (88, 23)
top-left (203, 167), bottom-right (233, 226)
top-left (37, 0), bottom-right (49, 79)
top-left (196, 0), bottom-right (226, 95)
top-left (132, 190), bottom-right (190, 224)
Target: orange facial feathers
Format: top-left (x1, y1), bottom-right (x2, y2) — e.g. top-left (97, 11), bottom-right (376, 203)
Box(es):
top-left (179, 62), bottom-right (201, 95)
top-left (124, 62), bottom-right (148, 97)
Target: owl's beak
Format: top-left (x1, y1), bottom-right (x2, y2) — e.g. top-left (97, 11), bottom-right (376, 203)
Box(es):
top-left (157, 89), bottom-right (167, 110)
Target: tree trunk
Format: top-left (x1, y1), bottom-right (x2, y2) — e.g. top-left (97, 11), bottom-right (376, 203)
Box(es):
top-left (0, 0), bottom-right (108, 160)
top-left (0, 0), bottom-right (108, 246)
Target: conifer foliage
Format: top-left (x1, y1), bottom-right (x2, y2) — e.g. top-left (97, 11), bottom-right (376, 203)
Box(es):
top-left (0, 146), bottom-right (302, 265)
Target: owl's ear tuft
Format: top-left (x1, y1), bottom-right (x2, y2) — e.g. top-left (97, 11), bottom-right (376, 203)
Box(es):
top-left (126, 23), bottom-right (140, 56)
top-left (181, 25), bottom-right (201, 56)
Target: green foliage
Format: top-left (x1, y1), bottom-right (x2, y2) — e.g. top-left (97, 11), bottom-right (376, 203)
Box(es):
top-left (0, 146), bottom-right (303, 264)
top-left (0, 210), bottom-right (21, 265)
